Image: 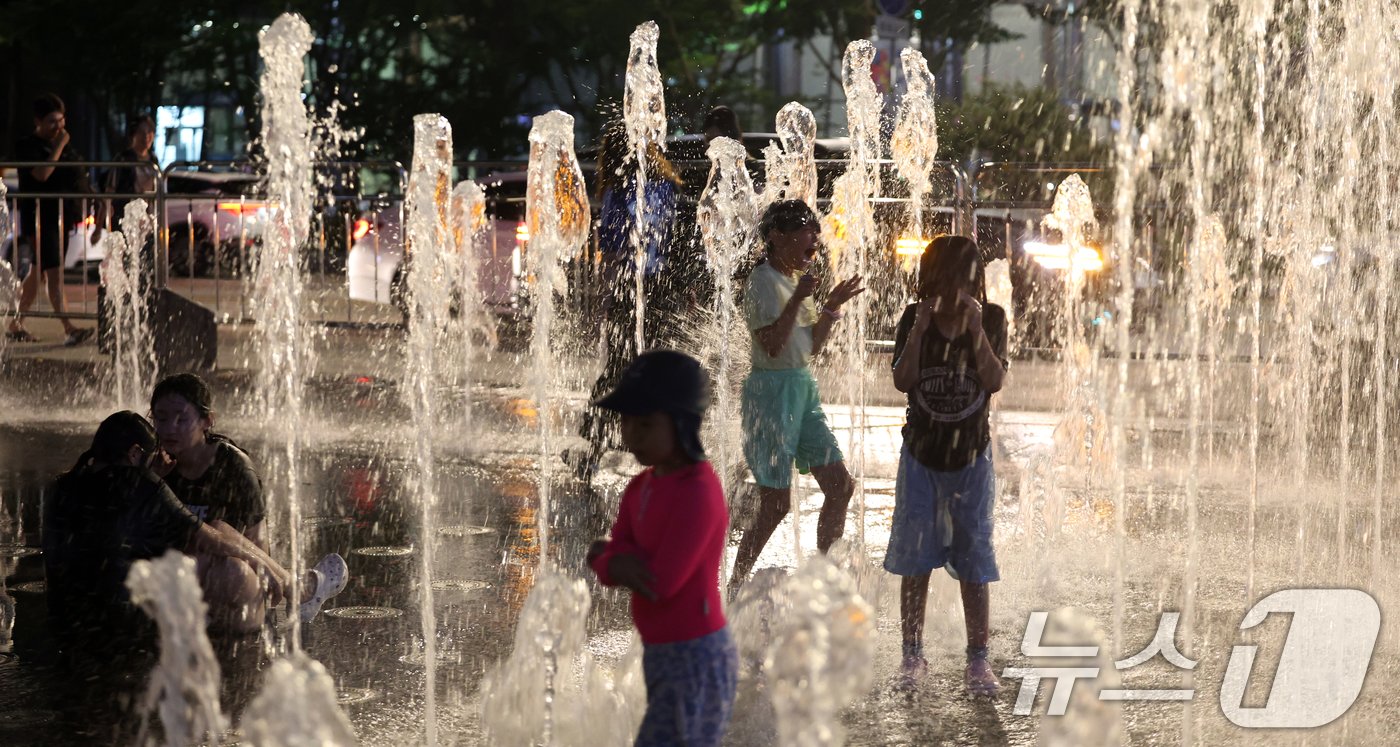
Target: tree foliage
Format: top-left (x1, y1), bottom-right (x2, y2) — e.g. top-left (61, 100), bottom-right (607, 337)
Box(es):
top-left (2, 0), bottom-right (1024, 161)
top-left (940, 82), bottom-right (1107, 165)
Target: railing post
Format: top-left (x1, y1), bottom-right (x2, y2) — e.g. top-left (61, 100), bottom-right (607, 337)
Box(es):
top-left (155, 164), bottom-right (169, 290)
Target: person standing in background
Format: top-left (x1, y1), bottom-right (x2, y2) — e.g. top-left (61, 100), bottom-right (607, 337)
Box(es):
top-left (8, 93), bottom-right (94, 346)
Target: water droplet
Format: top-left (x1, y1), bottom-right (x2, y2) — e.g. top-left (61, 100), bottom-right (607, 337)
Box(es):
top-left (430, 579), bottom-right (491, 592)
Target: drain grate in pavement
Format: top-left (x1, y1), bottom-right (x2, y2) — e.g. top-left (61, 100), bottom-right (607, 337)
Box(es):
top-left (304, 516), bottom-right (355, 529)
top-left (399, 649), bottom-right (465, 666)
top-left (437, 525), bottom-right (494, 537)
top-left (430, 579), bottom-right (491, 593)
top-left (352, 546), bottom-right (413, 557)
top-left (336, 687), bottom-right (381, 706)
top-left (324, 606), bottom-right (403, 620)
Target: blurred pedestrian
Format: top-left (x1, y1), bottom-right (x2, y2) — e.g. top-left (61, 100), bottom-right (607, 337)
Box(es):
top-left (7, 93), bottom-right (94, 346)
top-left (98, 114), bottom-right (158, 235)
top-left (96, 114), bottom-right (160, 353)
top-left (568, 119), bottom-right (685, 481)
top-left (702, 105), bottom-right (743, 144)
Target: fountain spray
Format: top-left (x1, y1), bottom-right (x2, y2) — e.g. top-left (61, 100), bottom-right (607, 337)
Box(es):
top-left (697, 135), bottom-right (759, 588)
top-left (891, 48), bottom-right (939, 246)
top-left (404, 112), bottom-right (455, 745)
top-left (761, 103), bottom-right (818, 209)
top-left (101, 200), bottom-right (157, 409)
top-left (831, 40), bottom-right (882, 551)
top-left (765, 555), bottom-right (874, 747)
top-left (253, 12), bottom-right (317, 650)
top-left (623, 20), bottom-right (667, 351)
top-left (524, 110), bottom-right (591, 564)
top-left (127, 550), bottom-right (229, 747)
top-left (242, 655), bottom-right (357, 746)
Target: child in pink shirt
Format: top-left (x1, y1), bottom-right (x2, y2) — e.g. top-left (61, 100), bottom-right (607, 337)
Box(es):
top-left (587, 350), bottom-right (737, 747)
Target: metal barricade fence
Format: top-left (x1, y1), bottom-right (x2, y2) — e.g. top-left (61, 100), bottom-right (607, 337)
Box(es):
top-left (8, 158), bottom-right (1174, 343)
top-left (157, 160), bottom-right (408, 325)
top-left (2, 160), bottom-right (160, 322)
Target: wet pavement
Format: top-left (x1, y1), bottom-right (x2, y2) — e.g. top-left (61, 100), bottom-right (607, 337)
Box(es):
top-left (2, 335), bottom-right (1399, 746)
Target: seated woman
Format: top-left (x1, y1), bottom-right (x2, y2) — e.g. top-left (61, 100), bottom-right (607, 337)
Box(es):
top-left (44, 412), bottom-right (340, 641)
top-left (148, 373), bottom-right (346, 629)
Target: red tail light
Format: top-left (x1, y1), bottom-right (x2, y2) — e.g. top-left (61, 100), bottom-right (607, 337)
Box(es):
top-left (218, 201), bottom-right (262, 215)
top-left (353, 218), bottom-right (371, 240)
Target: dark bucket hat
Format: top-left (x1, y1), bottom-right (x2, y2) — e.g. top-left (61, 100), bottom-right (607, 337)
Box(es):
top-left (594, 350), bottom-right (709, 461)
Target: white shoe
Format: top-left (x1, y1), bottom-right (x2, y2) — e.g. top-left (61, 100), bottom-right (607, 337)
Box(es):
top-left (300, 553), bottom-right (349, 622)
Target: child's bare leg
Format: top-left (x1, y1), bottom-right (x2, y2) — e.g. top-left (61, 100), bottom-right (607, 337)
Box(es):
top-left (810, 461), bottom-right (854, 551)
top-left (8, 269), bottom-right (40, 332)
top-left (199, 555), bottom-right (265, 634)
top-left (42, 269), bottom-right (77, 332)
top-left (728, 486), bottom-right (790, 592)
top-left (960, 581), bottom-right (990, 651)
top-left (900, 573), bottom-right (932, 657)
top-left (961, 580), bottom-right (999, 693)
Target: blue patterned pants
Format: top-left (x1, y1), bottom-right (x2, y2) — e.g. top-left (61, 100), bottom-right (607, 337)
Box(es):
top-left (636, 626), bottom-right (739, 747)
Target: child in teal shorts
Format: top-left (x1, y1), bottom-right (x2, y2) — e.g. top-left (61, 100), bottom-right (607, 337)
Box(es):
top-left (886, 235), bottom-right (1008, 696)
top-left (728, 199), bottom-right (864, 596)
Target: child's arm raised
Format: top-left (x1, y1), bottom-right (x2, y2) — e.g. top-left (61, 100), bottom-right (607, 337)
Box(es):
top-left (754, 273), bottom-right (819, 358)
top-left (964, 294), bottom-right (1007, 393)
top-left (893, 301), bottom-right (931, 392)
top-left (811, 276), bottom-right (866, 355)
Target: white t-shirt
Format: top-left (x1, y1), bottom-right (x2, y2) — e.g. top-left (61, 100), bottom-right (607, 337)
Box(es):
top-left (743, 261), bottom-right (819, 370)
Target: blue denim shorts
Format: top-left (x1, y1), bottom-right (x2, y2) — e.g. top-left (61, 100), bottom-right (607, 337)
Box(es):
top-left (883, 445), bottom-right (1000, 582)
top-left (636, 626), bottom-right (739, 747)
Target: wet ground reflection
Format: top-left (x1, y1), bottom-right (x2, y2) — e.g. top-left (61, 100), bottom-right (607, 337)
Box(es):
top-left (3, 391), bottom-right (1400, 745)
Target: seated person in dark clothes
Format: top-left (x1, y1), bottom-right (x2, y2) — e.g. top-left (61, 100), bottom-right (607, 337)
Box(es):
top-left (149, 373), bottom-right (348, 627)
top-left (151, 374), bottom-right (264, 539)
top-left (43, 412), bottom-right (311, 639)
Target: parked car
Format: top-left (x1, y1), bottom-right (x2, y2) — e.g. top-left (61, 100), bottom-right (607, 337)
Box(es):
top-left (347, 135), bottom-right (961, 343)
top-left (162, 171), bottom-right (272, 278)
top-left (347, 170), bottom-right (538, 322)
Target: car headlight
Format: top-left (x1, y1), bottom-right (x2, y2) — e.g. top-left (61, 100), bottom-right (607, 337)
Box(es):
top-left (895, 236), bottom-right (930, 257)
top-left (1024, 239), bottom-right (1103, 272)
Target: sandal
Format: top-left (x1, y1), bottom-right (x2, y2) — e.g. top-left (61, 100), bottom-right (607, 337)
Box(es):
top-left (896, 654), bottom-right (929, 690)
top-left (965, 656), bottom-right (1002, 698)
top-left (299, 553), bottom-right (350, 622)
top-left (6, 329), bottom-right (39, 343)
top-left (63, 327), bottom-right (95, 347)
